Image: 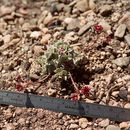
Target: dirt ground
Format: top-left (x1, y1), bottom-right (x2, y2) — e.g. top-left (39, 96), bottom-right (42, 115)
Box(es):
top-left (0, 0), bottom-right (130, 129)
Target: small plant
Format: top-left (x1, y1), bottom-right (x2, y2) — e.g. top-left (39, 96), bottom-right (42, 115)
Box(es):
top-left (38, 41), bottom-right (84, 80)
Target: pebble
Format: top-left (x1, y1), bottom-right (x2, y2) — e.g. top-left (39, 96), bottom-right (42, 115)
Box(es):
top-left (3, 34), bottom-right (11, 43)
top-left (50, 3), bottom-right (57, 14)
top-left (85, 127), bottom-right (92, 130)
top-left (89, 0), bottom-right (96, 10)
top-left (40, 34), bottom-right (51, 45)
top-left (79, 118), bottom-right (88, 128)
top-left (111, 12), bottom-right (120, 22)
top-left (98, 119), bottom-right (110, 127)
top-left (33, 45), bottom-right (44, 56)
top-left (29, 73), bottom-right (40, 81)
top-left (124, 34), bottom-right (130, 46)
top-left (18, 118), bottom-right (26, 125)
top-left (37, 110), bottom-right (44, 119)
top-left (100, 5), bottom-right (112, 16)
top-left (124, 103), bottom-right (130, 109)
top-left (47, 88), bottom-right (57, 96)
top-left (15, 108), bottom-right (23, 116)
top-left (106, 125), bottom-right (120, 130)
top-left (0, 6), bottom-right (12, 16)
top-left (30, 31), bottom-right (42, 39)
top-left (75, 0), bottom-right (89, 12)
top-left (5, 123), bottom-right (15, 130)
top-left (115, 24), bottom-right (126, 38)
top-left (112, 91), bottom-right (119, 98)
top-left (112, 57), bottom-right (130, 67)
top-left (78, 21), bottom-right (95, 36)
top-left (66, 18), bottom-right (80, 30)
top-left (69, 123), bottom-right (79, 129)
top-left (119, 122), bottom-right (128, 129)
top-left (44, 13), bottom-right (53, 25)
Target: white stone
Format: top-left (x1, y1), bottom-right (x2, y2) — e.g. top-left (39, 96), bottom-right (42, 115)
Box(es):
top-left (30, 31), bottom-right (42, 39)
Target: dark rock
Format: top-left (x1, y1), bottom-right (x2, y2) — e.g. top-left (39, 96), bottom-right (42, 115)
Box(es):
top-left (50, 3), bottom-right (58, 14)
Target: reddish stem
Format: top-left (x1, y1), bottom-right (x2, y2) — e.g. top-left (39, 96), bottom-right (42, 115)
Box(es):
top-left (25, 73), bottom-right (50, 87)
top-left (68, 72), bottom-right (80, 94)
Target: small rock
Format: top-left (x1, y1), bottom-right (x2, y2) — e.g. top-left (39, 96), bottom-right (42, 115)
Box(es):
top-left (3, 34), bottom-right (11, 43)
top-left (112, 57), bottom-right (130, 67)
top-left (112, 91), bottom-right (119, 98)
top-left (19, 8), bottom-right (28, 15)
top-left (40, 34), bottom-right (51, 45)
top-left (85, 98), bottom-right (95, 103)
top-left (89, 0), bottom-right (96, 10)
top-left (50, 3), bottom-right (57, 14)
top-left (75, 0), bottom-right (89, 12)
top-left (99, 21), bottom-right (111, 33)
top-left (64, 32), bottom-right (78, 42)
top-left (124, 103), bottom-right (130, 109)
top-left (18, 118), bottom-right (26, 125)
top-left (58, 113), bottom-right (63, 118)
top-left (44, 13), bottom-right (53, 25)
top-left (66, 18), bottom-right (80, 30)
top-left (37, 110), bottom-right (44, 119)
top-left (119, 90), bottom-right (128, 101)
top-left (24, 61), bottom-right (31, 71)
top-left (0, 63), bottom-right (2, 71)
top-left (11, 38), bottom-right (20, 45)
top-left (30, 31), bottom-right (42, 39)
top-left (29, 73), bottom-right (39, 81)
top-left (56, 3), bottom-right (65, 12)
top-left (98, 119), bottom-right (110, 127)
top-left (69, 124), bottom-right (79, 129)
top-left (111, 12), bottom-right (120, 22)
top-left (106, 125), bottom-right (120, 130)
top-left (4, 108), bottom-right (13, 119)
top-left (79, 118), bottom-right (88, 128)
top-left (100, 5), bottom-right (112, 16)
top-left (15, 107), bottom-right (23, 115)
top-left (119, 12), bottom-right (130, 32)
top-left (33, 45), bottom-right (44, 56)
top-left (78, 21), bottom-right (95, 36)
top-left (22, 22), bottom-right (30, 31)
top-left (115, 24), bottom-right (126, 38)
top-left (0, 6), bottom-right (12, 16)
top-left (119, 122), bottom-right (128, 129)
top-left (5, 123), bottom-right (15, 130)
top-left (124, 34), bottom-right (130, 46)
top-left (85, 127), bottom-right (92, 130)
top-left (47, 88), bottom-right (56, 96)
top-left (19, 17), bottom-right (24, 25)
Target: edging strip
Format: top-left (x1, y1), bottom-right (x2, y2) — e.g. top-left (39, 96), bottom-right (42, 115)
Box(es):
top-left (0, 90), bottom-right (130, 122)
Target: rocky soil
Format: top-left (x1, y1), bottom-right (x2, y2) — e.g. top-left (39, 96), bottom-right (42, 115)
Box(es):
top-left (0, 0), bottom-right (130, 129)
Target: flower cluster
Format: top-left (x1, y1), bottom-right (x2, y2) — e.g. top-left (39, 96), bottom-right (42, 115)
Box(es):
top-left (71, 85), bottom-right (90, 101)
top-left (81, 85), bottom-right (90, 97)
top-left (94, 24), bottom-right (103, 32)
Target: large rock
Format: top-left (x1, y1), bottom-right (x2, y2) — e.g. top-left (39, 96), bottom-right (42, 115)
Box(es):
top-left (115, 24), bottom-right (126, 38)
top-left (112, 57), bottom-right (130, 67)
top-left (119, 12), bottom-right (130, 32)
